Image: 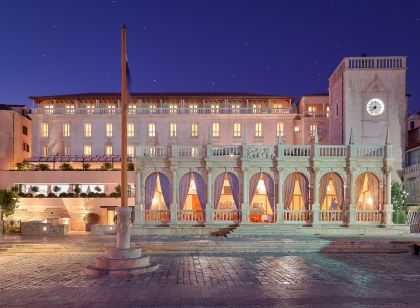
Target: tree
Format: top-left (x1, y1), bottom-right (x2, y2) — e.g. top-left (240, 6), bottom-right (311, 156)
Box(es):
top-left (52, 185), bottom-right (61, 195)
top-left (391, 181), bottom-right (409, 224)
top-left (0, 189), bottom-right (19, 219)
top-left (82, 162), bottom-right (91, 171)
top-left (15, 162), bottom-right (29, 171)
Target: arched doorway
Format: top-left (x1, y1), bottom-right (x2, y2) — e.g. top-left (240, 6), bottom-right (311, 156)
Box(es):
top-left (249, 172), bottom-right (274, 223)
top-left (283, 173), bottom-right (309, 222)
top-left (319, 172), bottom-right (344, 222)
top-left (214, 172), bottom-right (240, 221)
top-left (355, 172), bottom-right (381, 221)
top-left (179, 172), bottom-right (206, 221)
top-left (144, 172), bottom-right (170, 222)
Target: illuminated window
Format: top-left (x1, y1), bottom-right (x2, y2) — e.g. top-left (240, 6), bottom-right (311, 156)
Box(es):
top-left (65, 105), bottom-right (75, 114)
top-left (189, 104), bottom-right (198, 114)
top-left (105, 123), bottom-right (113, 137)
top-left (40, 123), bottom-right (48, 138)
top-left (83, 144), bottom-right (92, 155)
top-left (308, 106), bottom-right (317, 112)
top-left (63, 123), bottom-right (70, 137)
top-left (191, 147), bottom-right (198, 157)
top-left (212, 123), bottom-right (220, 137)
top-left (170, 123), bottom-right (177, 137)
top-left (169, 104), bottom-right (178, 114)
top-left (127, 123), bottom-right (135, 137)
top-left (252, 104), bottom-right (261, 114)
top-left (255, 123), bottom-right (262, 137)
top-left (191, 123), bottom-right (198, 137)
top-left (128, 105), bottom-right (136, 114)
top-left (107, 105), bottom-right (116, 114)
top-left (86, 104), bottom-right (95, 114)
top-left (211, 104), bottom-right (219, 114)
top-left (84, 123), bottom-right (92, 138)
top-left (233, 123), bottom-right (241, 137)
top-left (309, 124), bottom-right (317, 137)
top-left (276, 122), bottom-right (284, 137)
top-left (149, 105), bottom-right (157, 113)
top-left (105, 145), bottom-right (113, 155)
top-left (42, 145), bottom-right (48, 156)
top-left (44, 105), bottom-right (53, 114)
top-left (148, 123), bottom-right (156, 137)
top-left (294, 126), bottom-right (300, 132)
top-left (273, 103), bottom-right (284, 109)
top-left (128, 145), bottom-right (135, 157)
top-left (232, 104), bottom-right (241, 113)
top-left (64, 145), bottom-right (70, 155)
top-left (326, 106), bottom-right (330, 117)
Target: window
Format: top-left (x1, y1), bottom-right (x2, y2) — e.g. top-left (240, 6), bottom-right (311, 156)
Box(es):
top-left (252, 104), bottom-right (261, 114)
top-left (86, 104), bottom-right (94, 114)
top-left (42, 145), bottom-right (48, 156)
top-left (276, 122), bottom-right (284, 137)
top-left (105, 145), bottom-right (113, 155)
top-left (128, 105), bottom-right (136, 115)
top-left (169, 104), bottom-right (178, 114)
top-left (149, 105), bottom-right (157, 113)
top-left (127, 123), bottom-right (135, 137)
top-left (128, 145), bottom-right (135, 157)
top-left (191, 147), bottom-right (198, 157)
top-left (22, 125), bottom-right (28, 136)
top-left (212, 123), bottom-right (220, 137)
top-left (105, 123), bottom-right (113, 137)
top-left (232, 104), bottom-right (241, 113)
top-left (40, 123), bottom-right (48, 138)
top-left (83, 144), bottom-right (92, 155)
top-left (191, 123), bottom-right (198, 137)
top-left (410, 121), bottom-right (415, 130)
top-left (63, 123), bottom-right (70, 137)
top-left (64, 145), bottom-right (70, 155)
top-left (211, 104), bottom-right (219, 114)
top-left (294, 126), bottom-right (300, 132)
top-left (308, 106), bottom-right (317, 112)
top-left (44, 105), bottom-right (53, 114)
top-left (309, 124), bottom-right (317, 137)
top-left (336, 103), bottom-right (339, 117)
top-left (255, 123), bottom-right (262, 137)
top-left (107, 105), bottom-right (116, 114)
top-left (326, 106), bottom-right (330, 118)
top-left (65, 105), bottom-right (75, 114)
top-left (84, 123), bottom-right (92, 138)
top-left (189, 104), bottom-right (198, 114)
top-left (170, 123), bottom-right (177, 137)
top-left (233, 123), bottom-right (241, 137)
top-left (148, 123), bottom-right (156, 137)
top-left (23, 143), bottom-right (30, 152)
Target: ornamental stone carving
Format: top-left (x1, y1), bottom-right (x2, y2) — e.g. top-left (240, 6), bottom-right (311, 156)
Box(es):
top-left (245, 146), bottom-right (275, 159)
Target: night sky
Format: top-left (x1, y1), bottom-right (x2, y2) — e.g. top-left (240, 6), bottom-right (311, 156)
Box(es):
top-left (1, 0), bottom-right (419, 111)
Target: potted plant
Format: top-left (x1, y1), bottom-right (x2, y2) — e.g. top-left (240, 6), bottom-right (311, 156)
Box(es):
top-left (83, 212), bottom-right (100, 231)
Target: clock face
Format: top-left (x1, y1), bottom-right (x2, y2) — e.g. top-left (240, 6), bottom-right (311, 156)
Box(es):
top-left (366, 99), bottom-right (385, 116)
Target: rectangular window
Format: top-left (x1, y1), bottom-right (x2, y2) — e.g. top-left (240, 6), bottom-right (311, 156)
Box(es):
top-left (255, 123), bottom-right (262, 137)
top-left (232, 104), bottom-right (241, 114)
top-left (169, 104), bottom-right (178, 114)
top-left (42, 145), bottom-right (48, 156)
top-left (105, 145), bottom-right (113, 155)
top-left (64, 145), bottom-right (70, 155)
top-left (65, 105), bottom-right (75, 114)
top-left (128, 145), bottom-right (135, 157)
top-left (149, 105), bottom-right (157, 114)
top-left (63, 123), bottom-right (70, 137)
top-left (22, 126), bottom-right (28, 136)
top-left (84, 123), bottom-right (92, 137)
top-left (212, 123), bottom-right (220, 137)
top-left (44, 105), bottom-right (53, 114)
top-left (211, 104), bottom-right (219, 114)
top-left (105, 123), bottom-right (113, 138)
top-left (107, 105), bottom-right (116, 114)
top-left (309, 124), bottom-right (317, 137)
top-left (233, 123), bottom-right (241, 137)
top-left (23, 143), bottom-right (30, 152)
top-left (128, 105), bottom-right (136, 115)
top-left (294, 126), bottom-right (300, 132)
top-left (308, 106), bottom-right (316, 112)
top-left (148, 123), bottom-right (156, 137)
top-left (127, 123), bottom-right (135, 137)
top-left (40, 123), bottom-right (48, 138)
top-left (252, 104), bottom-right (261, 114)
top-left (191, 123), bottom-right (198, 137)
top-left (276, 122), bottom-right (284, 137)
top-left (170, 123), bottom-right (177, 137)
top-left (83, 144), bottom-right (92, 155)
top-left (326, 106), bottom-right (330, 117)
top-left (86, 104), bottom-right (94, 114)
top-left (189, 104), bottom-right (198, 114)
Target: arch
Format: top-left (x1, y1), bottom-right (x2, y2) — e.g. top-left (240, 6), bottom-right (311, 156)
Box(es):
top-left (319, 172), bottom-right (344, 210)
top-left (144, 172), bottom-right (170, 210)
top-left (179, 172), bottom-right (206, 210)
top-left (214, 172), bottom-right (240, 209)
top-left (283, 172), bottom-right (309, 210)
top-left (355, 172), bottom-right (381, 210)
top-left (249, 172), bottom-right (275, 223)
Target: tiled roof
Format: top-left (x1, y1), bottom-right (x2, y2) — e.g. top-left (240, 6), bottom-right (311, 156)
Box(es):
top-left (27, 155), bottom-right (133, 163)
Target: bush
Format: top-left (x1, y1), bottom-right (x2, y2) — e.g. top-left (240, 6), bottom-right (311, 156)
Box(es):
top-left (59, 192), bottom-right (68, 197)
top-left (87, 192), bottom-right (96, 198)
top-left (79, 192), bottom-right (87, 198)
top-left (36, 164), bottom-right (50, 171)
top-left (127, 162), bottom-right (134, 171)
top-left (66, 192), bottom-right (75, 198)
top-left (73, 185), bottom-right (81, 196)
top-left (25, 193), bottom-right (33, 198)
top-left (100, 162), bottom-right (113, 171)
top-left (99, 193), bottom-right (107, 197)
top-left (15, 162), bottom-right (29, 171)
top-left (31, 186), bottom-right (39, 193)
top-left (393, 208), bottom-right (408, 224)
top-left (83, 213), bottom-right (100, 225)
top-left (37, 194), bottom-right (46, 198)
top-left (47, 193), bottom-right (57, 198)
top-left (82, 162), bottom-right (91, 171)
top-left (109, 192), bottom-right (119, 198)
top-left (59, 163), bottom-right (73, 171)
top-left (18, 192), bottom-right (26, 197)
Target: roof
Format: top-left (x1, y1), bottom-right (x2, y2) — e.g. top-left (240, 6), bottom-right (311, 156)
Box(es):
top-left (29, 92), bottom-right (294, 103)
top-left (27, 155), bottom-right (133, 163)
top-left (0, 104), bottom-right (28, 110)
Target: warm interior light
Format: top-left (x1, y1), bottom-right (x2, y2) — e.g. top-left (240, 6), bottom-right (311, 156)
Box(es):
top-left (152, 197), bottom-right (158, 205)
top-left (367, 197), bottom-right (373, 205)
top-left (327, 185), bottom-right (331, 192)
top-left (189, 179), bottom-right (197, 193)
top-left (256, 179), bottom-right (266, 194)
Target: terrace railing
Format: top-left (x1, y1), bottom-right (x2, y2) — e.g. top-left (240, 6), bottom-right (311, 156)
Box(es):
top-left (143, 210), bottom-right (170, 223)
top-left (213, 209), bottom-right (241, 222)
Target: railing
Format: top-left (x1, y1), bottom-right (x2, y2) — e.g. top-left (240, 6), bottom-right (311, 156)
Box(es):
top-left (353, 145), bottom-right (384, 157)
top-left (244, 145), bottom-right (275, 159)
top-left (138, 146), bottom-right (167, 158)
top-left (279, 145), bottom-right (311, 157)
top-left (356, 210), bottom-right (383, 223)
top-left (318, 145), bottom-right (347, 157)
top-left (304, 111), bottom-right (327, 117)
top-left (210, 146), bottom-right (241, 157)
top-left (283, 210), bottom-right (312, 222)
top-left (345, 56), bottom-right (406, 69)
top-left (404, 164), bottom-right (420, 176)
top-left (318, 210), bottom-right (344, 222)
top-left (143, 210), bottom-right (170, 222)
top-left (173, 146), bottom-right (203, 158)
top-left (177, 210), bottom-right (205, 222)
top-left (31, 107), bottom-right (293, 116)
top-left (213, 210), bottom-right (241, 222)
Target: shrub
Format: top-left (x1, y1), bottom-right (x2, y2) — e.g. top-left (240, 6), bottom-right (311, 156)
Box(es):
top-left (99, 193), bottom-right (107, 197)
top-left (83, 213), bottom-right (100, 225)
top-left (114, 184), bottom-right (121, 197)
top-left (37, 194), bottom-right (46, 198)
top-left (15, 162), bottom-right (29, 171)
top-left (66, 192), bottom-right (75, 198)
top-left (393, 209), bottom-right (408, 224)
top-left (0, 189), bottom-right (19, 218)
top-left (47, 192), bottom-right (57, 198)
top-left (59, 163), bottom-right (73, 171)
top-left (87, 192), bottom-right (96, 198)
top-left (127, 162), bottom-right (134, 171)
top-left (82, 162), bottom-right (91, 171)
top-left (25, 193), bottom-right (33, 198)
top-left (79, 192), bottom-right (87, 198)
top-left (31, 186), bottom-right (39, 193)
top-left (109, 192), bottom-right (119, 198)
top-left (36, 164), bottom-right (50, 171)
top-left (18, 192), bottom-right (27, 197)
top-left (100, 162), bottom-right (113, 171)
top-left (73, 185), bottom-right (81, 196)
top-left (59, 192), bottom-right (68, 197)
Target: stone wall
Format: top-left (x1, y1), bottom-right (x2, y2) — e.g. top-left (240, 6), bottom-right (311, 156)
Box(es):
top-left (21, 221), bottom-right (68, 236)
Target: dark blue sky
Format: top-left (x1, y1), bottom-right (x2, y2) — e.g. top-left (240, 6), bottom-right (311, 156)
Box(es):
top-left (1, 0), bottom-right (419, 111)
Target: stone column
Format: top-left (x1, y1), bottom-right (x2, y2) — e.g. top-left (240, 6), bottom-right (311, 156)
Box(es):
top-left (170, 168), bottom-right (177, 224)
top-left (134, 171), bottom-right (144, 224)
top-left (241, 168), bottom-right (249, 224)
top-left (206, 168), bottom-right (214, 224)
top-left (348, 171), bottom-right (357, 225)
top-left (276, 170), bottom-right (284, 223)
top-left (312, 169), bottom-right (320, 224)
top-left (384, 169), bottom-right (394, 225)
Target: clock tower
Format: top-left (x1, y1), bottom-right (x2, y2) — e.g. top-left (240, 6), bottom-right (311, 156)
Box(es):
top-left (328, 56), bottom-right (407, 177)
